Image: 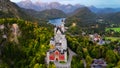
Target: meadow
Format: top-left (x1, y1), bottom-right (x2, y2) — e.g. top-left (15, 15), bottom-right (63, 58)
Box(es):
top-left (105, 37), bottom-right (120, 42)
top-left (106, 27), bottom-right (120, 32)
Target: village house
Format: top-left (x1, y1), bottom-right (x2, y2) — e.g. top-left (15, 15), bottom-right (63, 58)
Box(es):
top-left (89, 33), bottom-right (105, 45)
top-left (0, 24), bottom-right (4, 30)
top-left (91, 59), bottom-right (107, 68)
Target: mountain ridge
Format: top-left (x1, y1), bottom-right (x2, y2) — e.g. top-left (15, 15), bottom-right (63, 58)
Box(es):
top-left (17, 0), bottom-right (120, 14)
top-left (65, 7), bottom-right (97, 27)
top-left (0, 0), bottom-right (34, 21)
top-left (89, 6), bottom-right (120, 14)
top-left (17, 0), bottom-right (85, 13)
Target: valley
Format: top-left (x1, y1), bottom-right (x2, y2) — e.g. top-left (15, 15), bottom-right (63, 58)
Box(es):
top-left (0, 0), bottom-right (120, 68)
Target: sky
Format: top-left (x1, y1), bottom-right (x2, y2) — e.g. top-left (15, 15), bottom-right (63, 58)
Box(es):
top-left (10, 0), bottom-right (120, 8)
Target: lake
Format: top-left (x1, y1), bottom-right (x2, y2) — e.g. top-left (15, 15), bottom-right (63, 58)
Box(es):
top-left (49, 18), bottom-right (65, 26)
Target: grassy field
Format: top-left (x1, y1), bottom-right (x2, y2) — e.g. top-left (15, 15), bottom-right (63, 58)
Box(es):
top-left (106, 27), bottom-right (120, 32)
top-left (105, 37), bottom-right (120, 42)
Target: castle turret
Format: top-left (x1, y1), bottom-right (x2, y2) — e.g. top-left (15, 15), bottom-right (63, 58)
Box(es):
top-left (61, 19), bottom-right (65, 33)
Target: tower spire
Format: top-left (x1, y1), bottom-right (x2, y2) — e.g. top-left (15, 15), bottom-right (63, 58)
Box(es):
top-left (61, 19), bottom-right (65, 33)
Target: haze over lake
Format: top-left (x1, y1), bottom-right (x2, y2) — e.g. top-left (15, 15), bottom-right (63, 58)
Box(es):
top-left (49, 18), bottom-right (65, 26)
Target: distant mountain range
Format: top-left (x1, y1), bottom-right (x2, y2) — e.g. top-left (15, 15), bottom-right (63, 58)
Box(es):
top-left (17, 0), bottom-right (85, 13)
top-left (89, 6), bottom-right (120, 14)
top-left (0, 0), bottom-right (66, 21)
top-left (1, 0), bottom-right (120, 25)
top-left (17, 0), bottom-right (120, 14)
top-left (16, 0), bottom-right (120, 24)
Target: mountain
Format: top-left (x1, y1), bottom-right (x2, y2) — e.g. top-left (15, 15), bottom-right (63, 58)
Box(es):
top-left (17, 0), bottom-right (84, 13)
top-left (89, 6), bottom-right (120, 14)
top-left (17, 0), bottom-right (36, 10)
top-left (37, 9), bottom-right (66, 19)
top-left (99, 12), bottom-right (120, 24)
top-left (17, 0), bottom-right (120, 14)
top-left (0, 0), bottom-right (66, 22)
top-left (66, 7), bottom-right (97, 26)
top-left (0, 0), bottom-right (34, 20)
top-left (23, 9), bottom-right (66, 20)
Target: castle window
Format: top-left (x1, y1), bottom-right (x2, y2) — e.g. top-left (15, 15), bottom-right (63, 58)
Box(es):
top-left (49, 54), bottom-right (54, 60)
top-left (59, 54), bottom-right (64, 60)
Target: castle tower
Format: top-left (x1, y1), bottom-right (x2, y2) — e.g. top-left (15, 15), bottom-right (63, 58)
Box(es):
top-left (61, 19), bottom-right (65, 33)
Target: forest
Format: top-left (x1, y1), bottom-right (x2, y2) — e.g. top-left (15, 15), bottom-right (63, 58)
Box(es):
top-left (67, 34), bottom-right (120, 68)
top-left (0, 18), bottom-right (55, 68)
top-left (0, 18), bottom-right (120, 68)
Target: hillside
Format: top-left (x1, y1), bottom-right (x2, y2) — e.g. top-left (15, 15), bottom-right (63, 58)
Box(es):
top-left (98, 12), bottom-right (120, 24)
top-left (38, 9), bottom-right (66, 19)
top-left (66, 7), bottom-right (97, 27)
top-left (0, 0), bottom-right (34, 21)
top-left (0, 18), bottom-right (53, 68)
top-left (23, 9), bottom-right (66, 20)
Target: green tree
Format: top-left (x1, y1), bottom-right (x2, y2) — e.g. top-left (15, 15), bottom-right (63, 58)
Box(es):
top-left (85, 55), bottom-right (92, 68)
top-left (105, 50), bottom-right (117, 63)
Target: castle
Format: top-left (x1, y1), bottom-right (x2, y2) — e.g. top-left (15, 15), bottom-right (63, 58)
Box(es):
top-left (46, 19), bottom-right (67, 64)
